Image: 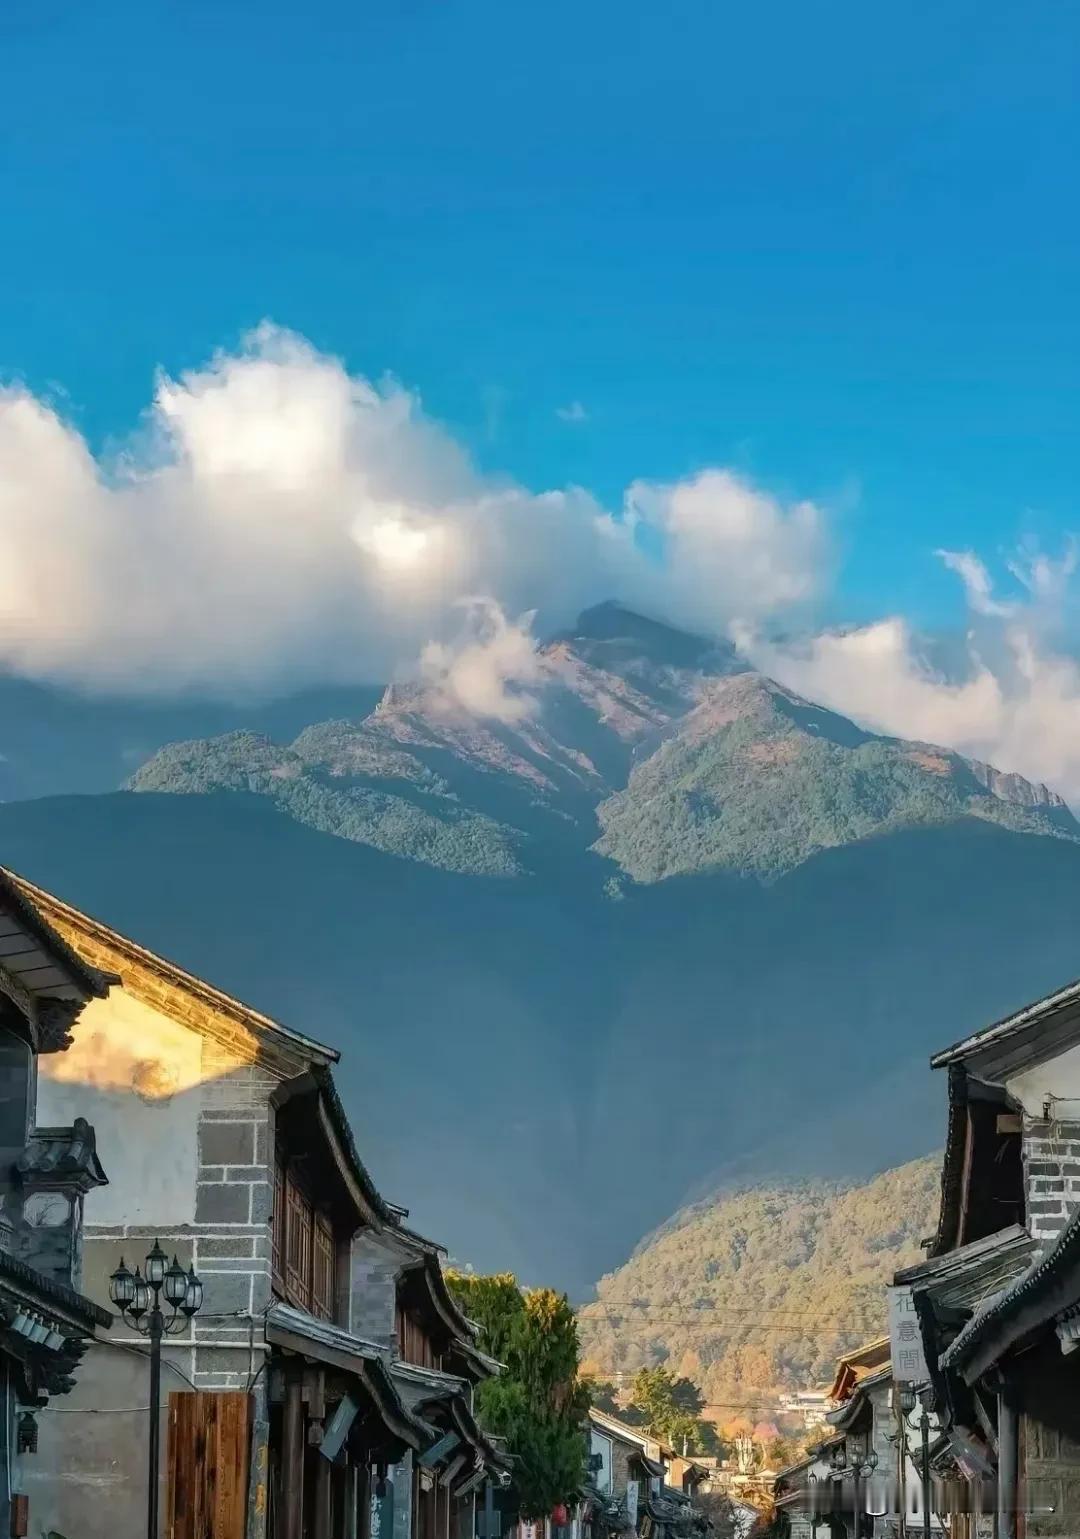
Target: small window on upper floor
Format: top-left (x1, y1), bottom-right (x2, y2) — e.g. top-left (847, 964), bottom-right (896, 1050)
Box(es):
top-left (271, 1150), bottom-right (341, 1323)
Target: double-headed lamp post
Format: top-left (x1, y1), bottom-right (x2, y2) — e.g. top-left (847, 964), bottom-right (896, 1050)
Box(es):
top-left (109, 1241), bottom-right (205, 1539)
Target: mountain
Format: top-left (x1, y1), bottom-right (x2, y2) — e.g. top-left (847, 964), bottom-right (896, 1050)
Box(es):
top-left (3, 604), bottom-right (1080, 1290)
top-left (128, 601), bottom-right (1076, 882)
top-left (578, 1157), bottom-right (941, 1407)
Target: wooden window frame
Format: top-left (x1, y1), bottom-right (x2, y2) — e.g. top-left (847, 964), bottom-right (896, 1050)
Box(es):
top-left (273, 1151), bottom-right (340, 1321)
top-left (312, 1212), bottom-right (336, 1322)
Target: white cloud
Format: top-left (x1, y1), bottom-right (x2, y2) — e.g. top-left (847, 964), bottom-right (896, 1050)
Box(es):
top-left (0, 324), bottom-right (827, 698)
top-left (744, 548), bottom-right (1080, 806)
top-left (419, 599), bottom-right (541, 724)
top-left (5, 322), bottom-right (1080, 808)
top-left (555, 400), bottom-right (588, 424)
top-left (624, 468), bottom-right (831, 633)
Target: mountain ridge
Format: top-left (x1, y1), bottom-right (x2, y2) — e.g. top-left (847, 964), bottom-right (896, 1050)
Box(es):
top-left (128, 604), bottom-right (1077, 882)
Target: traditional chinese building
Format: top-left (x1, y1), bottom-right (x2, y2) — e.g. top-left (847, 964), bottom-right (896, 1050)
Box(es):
top-left (891, 970), bottom-right (1080, 1538)
top-left (0, 870), bottom-right (114, 1536)
top-left (6, 870), bottom-right (508, 1539)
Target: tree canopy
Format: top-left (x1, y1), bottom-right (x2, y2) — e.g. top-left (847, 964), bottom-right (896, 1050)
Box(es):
top-left (579, 1158), bottom-right (939, 1404)
top-left (448, 1272), bottom-right (589, 1519)
top-left (627, 1368), bottom-right (722, 1455)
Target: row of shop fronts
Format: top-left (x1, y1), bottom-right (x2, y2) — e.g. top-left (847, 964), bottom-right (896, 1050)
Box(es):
top-left (0, 866), bottom-right (510, 1539)
top-left (774, 962), bottom-right (1080, 1539)
top-left (582, 1408), bottom-right (717, 1539)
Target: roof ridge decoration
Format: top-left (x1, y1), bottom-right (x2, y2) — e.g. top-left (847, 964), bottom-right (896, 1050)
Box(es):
top-left (3, 869), bottom-right (339, 1072)
top-left (16, 1116), bottom-right (108, 1194)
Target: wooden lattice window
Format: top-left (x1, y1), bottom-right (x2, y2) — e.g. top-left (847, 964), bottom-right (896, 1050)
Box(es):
top-left (312, 1213), bottom-right (335, 1321)
top-left (397, 1305), bottom-right (437, 1368)
top-left (285, 1174), bottom-right (313, 1311)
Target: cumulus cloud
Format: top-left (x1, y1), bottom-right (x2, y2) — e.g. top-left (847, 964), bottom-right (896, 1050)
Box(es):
top-left (5, 321), bottom-right (1080, 806)
top-left (555, 400), bottom-right (588, 423)
top-left (744, 547), bottom-right (1080, 806)
top-left (624, 469), bottom-right (830, 636)
top-left (0, 323), bottom-right (827, 698)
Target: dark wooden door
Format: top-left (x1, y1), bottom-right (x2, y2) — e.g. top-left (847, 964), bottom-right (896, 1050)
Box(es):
top-left (166, 1391), bottom-right (252, 1539)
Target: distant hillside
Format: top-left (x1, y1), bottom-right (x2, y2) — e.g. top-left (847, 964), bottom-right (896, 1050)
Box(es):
top-left (594, 674), bottom-right (1077, 882)
top-left (578, 1158), bottom-right (941, 1402)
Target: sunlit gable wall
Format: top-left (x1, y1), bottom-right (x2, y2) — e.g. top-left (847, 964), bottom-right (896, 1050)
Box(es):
top-left (36, 987), bottom-right (204, 1227)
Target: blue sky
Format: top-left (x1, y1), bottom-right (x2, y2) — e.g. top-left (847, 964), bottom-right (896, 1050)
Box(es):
top-left (2, 0), bottom-right (1078, 633)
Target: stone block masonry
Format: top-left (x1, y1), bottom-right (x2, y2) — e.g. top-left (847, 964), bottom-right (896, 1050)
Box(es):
top-left (350, 1230), bottom-right (403, 1347)
top-left (187, 1089), bottom-right (275, 1385)
top-left (78, 1047), bottom-right (282, 1392)
top-left (1023, 1121), bottom-right (1080, 1246)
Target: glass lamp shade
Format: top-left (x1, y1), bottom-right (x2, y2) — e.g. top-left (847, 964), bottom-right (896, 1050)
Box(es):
top-left (181, 1267), bottom-right (204, 1317)
top-left (130, 1268), bottom-right (151, 1318)
top-left (145, 1240), bottom-right (169, 1287)
top-left (163, 1255), bottom-right (189, 1308)
top-left (109, 1258), bottom-right (136, 1309)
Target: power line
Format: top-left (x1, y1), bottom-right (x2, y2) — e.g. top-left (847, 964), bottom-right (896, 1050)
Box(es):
top-left (583, 1303), bottom-right (887, 1320)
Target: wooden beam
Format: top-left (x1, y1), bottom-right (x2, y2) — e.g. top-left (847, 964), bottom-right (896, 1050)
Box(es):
top-left (316, 1449), bottom-right (333, 1539)
top-left (282, 1369), bottom-right (305, 1539)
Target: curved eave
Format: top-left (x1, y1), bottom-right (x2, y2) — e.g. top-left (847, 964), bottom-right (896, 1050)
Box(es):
top-left (442, 1393), bottom-right (513, 1474)
top-left (362, 1356), bottom-right (438, 1450)
top-left (941, 1202), bottom-right (1080, 1384)
top-left (0, 1248), bottom-right (111, 1333)
top-left (0, 869), bottom-right (111, 1004)
top-left (265, 1305), bottom-right (432, 1449)
top-left (274, 1071), bottom-right (392, 1231)
top-left (928, 1066), bottom-right (969, 1259)
top-left (402, 1256), bottom-right (481, 1355)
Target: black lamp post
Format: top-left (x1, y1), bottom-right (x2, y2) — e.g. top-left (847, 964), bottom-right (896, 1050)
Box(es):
top-left (898, 1386), bottom-right (932, 1539)
top-left (110, 1241), bottom-right (204, 1539)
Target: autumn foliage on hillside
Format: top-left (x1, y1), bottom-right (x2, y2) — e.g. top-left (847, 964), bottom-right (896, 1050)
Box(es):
top-left (578, 1157), bottom-right (939, 1407)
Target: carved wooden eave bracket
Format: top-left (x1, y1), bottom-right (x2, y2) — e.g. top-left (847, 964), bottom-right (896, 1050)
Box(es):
top-left (0, 968), bottom-right (89, 1056)
top-left (35, 996), bottom-right (86, 1055)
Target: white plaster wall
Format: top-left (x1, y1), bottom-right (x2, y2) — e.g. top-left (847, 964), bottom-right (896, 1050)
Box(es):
top-left (1007, 1041), bottom-right (1080, 1118)
top-left (35, 989), bottom-right (203, 1226)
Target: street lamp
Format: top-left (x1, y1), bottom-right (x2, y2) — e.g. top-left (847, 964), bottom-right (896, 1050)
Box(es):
top-left (897, 1386), bottom-right (933, 1539)
top-left (110, 1242), bottom-right (204, 1539)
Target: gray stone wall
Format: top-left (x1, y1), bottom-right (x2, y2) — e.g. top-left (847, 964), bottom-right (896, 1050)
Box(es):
top-left (1019, 1338), bottom-right (1080, 1537)
top-left (1022, 1119), bottom-right (1080, 1247)
top-left (351, 1229), bottom-right (405, 1348)
top-left (78, 1039), bottom-right (279, 1392)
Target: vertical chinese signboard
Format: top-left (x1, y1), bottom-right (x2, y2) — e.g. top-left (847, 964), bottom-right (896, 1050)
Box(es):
top-left (887, 1285), bottom-right (929, 1383)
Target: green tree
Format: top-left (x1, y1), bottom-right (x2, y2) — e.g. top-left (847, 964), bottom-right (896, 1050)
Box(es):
top-left (628, 1367), bottom-right (720, 1454)
top-left (588, 1379), bottom-right (629, 1418)
top-left (448, 1272), bottom-right (589, 1519)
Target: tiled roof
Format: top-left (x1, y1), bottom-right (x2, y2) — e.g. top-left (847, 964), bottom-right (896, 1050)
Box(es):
top-left (940, 1204), bottom-right (1080, 1381)
top-left (17, 1118), bottom-right (108, 1189)
top-left (0, 1246), bottom-right (111, 1331)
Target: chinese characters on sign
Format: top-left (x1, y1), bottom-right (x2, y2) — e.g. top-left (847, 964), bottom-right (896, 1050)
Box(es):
top-left (887, 1285), bottom-right (929, 1384)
